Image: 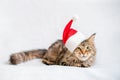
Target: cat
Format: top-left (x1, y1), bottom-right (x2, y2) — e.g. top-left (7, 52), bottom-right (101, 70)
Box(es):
top-left (10, 33), bottom-right (96, 67)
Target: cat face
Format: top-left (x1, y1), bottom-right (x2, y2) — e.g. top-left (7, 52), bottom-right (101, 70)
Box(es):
top-left (73, 33), bottom-right (96, 61)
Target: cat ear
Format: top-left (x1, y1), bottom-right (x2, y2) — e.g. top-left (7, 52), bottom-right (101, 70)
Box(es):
top-left (88, 33), bottom-right (96, 43)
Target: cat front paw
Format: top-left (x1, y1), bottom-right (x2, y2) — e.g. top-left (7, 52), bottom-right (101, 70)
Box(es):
top-left (81, 63), bottom-right (91, 68)
top-left (42, 59), bottom-right (55, 65)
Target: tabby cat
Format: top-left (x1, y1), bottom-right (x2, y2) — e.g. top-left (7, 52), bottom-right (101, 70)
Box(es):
top-left (10, 33), bottom-right (96, 67)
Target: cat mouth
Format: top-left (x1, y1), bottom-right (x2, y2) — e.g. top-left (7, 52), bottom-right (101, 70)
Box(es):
top-left (79, 56), bottom-right (89, 61)
top-left (75, 53), bottom-right (90, 61)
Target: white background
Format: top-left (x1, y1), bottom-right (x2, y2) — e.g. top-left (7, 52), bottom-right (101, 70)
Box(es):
top-left (0, 0), bottom-right (120, 80)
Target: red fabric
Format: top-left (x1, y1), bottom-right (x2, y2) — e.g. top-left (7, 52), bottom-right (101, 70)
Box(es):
top-left (62, 19), bottom-right (77, 44)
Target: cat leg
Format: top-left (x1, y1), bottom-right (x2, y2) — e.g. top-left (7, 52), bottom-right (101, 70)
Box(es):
top-left (42, 59), bottom-right (55, 65)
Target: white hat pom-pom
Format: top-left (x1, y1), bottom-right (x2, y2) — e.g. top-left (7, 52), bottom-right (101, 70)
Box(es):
top-left (72, 15), bottom-right (79, 21)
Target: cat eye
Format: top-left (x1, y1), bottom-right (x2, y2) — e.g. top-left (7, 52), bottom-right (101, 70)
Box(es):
top-left (86, 46), bottom-right (89, 49)
top-left (77, 47), bottom-right (81, 49)
top-left (82, 44), bottom-right (85, 46)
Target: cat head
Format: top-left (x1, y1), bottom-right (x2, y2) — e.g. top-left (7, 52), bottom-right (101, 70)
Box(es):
top-left (73, 33), bottom-right (96, 61)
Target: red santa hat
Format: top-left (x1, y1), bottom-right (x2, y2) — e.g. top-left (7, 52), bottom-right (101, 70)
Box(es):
top-left (62, 16), bottom-right (86, 52)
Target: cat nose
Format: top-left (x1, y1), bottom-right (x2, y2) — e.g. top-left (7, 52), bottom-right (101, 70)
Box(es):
top-left (82, 50), bottom-right (86, 54)
top-left (80, 49), bottom-right (86, 54)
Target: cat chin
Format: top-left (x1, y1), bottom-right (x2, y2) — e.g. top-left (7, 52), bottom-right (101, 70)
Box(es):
top-left (79, 57), bottom-right (89, 61)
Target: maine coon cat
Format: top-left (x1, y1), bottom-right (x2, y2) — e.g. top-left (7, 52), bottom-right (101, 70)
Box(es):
top-left (10, 33), bottom-right (96, 67)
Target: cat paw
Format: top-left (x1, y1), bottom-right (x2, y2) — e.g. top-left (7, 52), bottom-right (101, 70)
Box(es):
top-left (81, 64), bottom-right (91, 68)
top-left (61, 62), bottom-right (68, 66)
top-left (42, 59), bottom-right (54, 65)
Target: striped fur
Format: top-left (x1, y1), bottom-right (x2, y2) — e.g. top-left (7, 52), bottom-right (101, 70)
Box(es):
top-left (10, 49), bottom-right (47, 65)
top-left (10, 33), bottom-right (96, 67)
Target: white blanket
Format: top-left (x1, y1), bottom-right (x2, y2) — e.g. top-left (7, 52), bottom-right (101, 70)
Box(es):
top-left (0, 0), bottom-right (120, 80)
